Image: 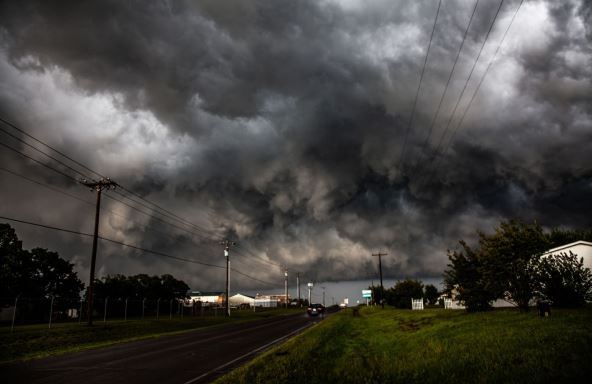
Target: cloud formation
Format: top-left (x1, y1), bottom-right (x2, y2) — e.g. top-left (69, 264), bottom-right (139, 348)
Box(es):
top-left (0, 0), bottom-right (590, 291)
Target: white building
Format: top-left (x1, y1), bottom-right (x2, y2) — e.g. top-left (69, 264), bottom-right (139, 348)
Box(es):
top-left (229, 293), bottom-right (255, 307)
top-left (541, 241), bottom-right (592, 270)
top-left (187, 291), bottom-right (224, 306)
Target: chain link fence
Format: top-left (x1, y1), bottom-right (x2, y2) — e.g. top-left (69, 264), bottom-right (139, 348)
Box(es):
top-left (0, 296), bottom-right (243, 331)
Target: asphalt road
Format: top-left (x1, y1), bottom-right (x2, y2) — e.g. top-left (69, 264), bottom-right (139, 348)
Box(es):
top-left (2, 309), bottom-right (336, 384)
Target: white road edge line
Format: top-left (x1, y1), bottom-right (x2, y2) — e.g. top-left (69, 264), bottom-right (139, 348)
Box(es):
top-left (183, 323), bottom-right (312, 384)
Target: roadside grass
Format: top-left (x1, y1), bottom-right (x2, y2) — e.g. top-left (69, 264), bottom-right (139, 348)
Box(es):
top-left (0, 308), bottom-right (298, 363)
top-left (216, 306), bottom-right (592, 384)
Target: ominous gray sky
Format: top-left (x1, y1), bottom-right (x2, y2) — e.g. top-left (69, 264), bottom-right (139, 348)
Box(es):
top-left (0, 0), bottom-right (591, 292)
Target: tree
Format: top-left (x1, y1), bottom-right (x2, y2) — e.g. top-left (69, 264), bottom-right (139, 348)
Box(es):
top-left (93, 273), bottom-right (189, 300)
top-left (478, 220), bottom-right (550, 311)
top-left (0, 224), bottom-right (83, 300)
top-left (388, 279), bottom-right (424, 309)
top-left (444, 241), bottom-right (496, 312)
top-left (535, 252), bottom-right (592, 307)
top-left (424, 284), bottom-right (440, 306)
top-left (0, 223), bottom-right (24, 298)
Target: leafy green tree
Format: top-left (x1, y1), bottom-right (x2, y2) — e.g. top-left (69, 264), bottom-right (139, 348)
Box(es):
top-left (424, 284), bottom-right (440, 306)
top-left (0, 223), bottom-right (83, 300)
top-left (388, 279), bottom-right (424, 309)
top-left (444, 241), bottom-right (496, 312)
top-left (478, 220), bottom-right (550, 311)
top-left (535, 252), bottom-right (592, 307)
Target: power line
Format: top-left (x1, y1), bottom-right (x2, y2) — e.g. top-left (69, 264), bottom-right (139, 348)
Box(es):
top-left (0, 141), bottom-right (218, 244)
top-left (0, 141), bottom-right (80, 183)
top-left (0, 117), bottom-right (103, 179)
top-left (0, 125), bottom-right (90, 180)
top-left (444, 0), bottom-right (525, 155)
top-left (431, 0), bottom-right (505, 159)
top-left (0, 116), bottom-right (220, 241)
top-left (420, 0), bottom-right (524, 186)
top-left (0, 166), bottom-right (94, 206)
top-left (0, 215), bottom-right (277, 286)
top-left (0, 117), bottom-right (280, 277)
top-left (1, 138), bottom-right (273, 273)
top-left (417, 0), bottom-right (481, 159)
top-left (397, 0), bottom-right (443, 172)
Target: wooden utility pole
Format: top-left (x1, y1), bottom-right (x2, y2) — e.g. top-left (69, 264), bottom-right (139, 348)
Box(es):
top-left (81, 178), bottom-right (117, 326)
top-left (219, 240), bottom-right (236, 317)
top-left (296, 272), bottom-right (300, 306)
top-left (372, 251), bottom-right (388, 309)
top-left (284, 268), bottom-right (289, 308)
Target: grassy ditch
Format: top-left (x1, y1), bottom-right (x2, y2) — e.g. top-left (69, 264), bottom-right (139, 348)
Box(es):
top-left (216, 306), bottom-right (592, 384)
top-left (0, 308), bottom-right (298, 363)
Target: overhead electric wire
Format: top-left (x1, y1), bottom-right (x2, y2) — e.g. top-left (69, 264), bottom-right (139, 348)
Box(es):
top-left (1, 119), bottom-right (283, 279)
top-left (230, 268), bottom-right (277, 287)
top-left (0, 166), bottom-right (93, 206)
top-left (0, 141), bottom-right (218, 244)
top-left (397, 0), bottom-right (443, 171)
top-left (417, 0), bottom-right (481, 158)
top-left (0, 125), bottom-right (90, 181)
top-left (0, 166), bottom-right (216, 248)
top-left (0, 141), bottom-right (80, 183)
top-left (232, 248), bottom-right (281, 270)
top-left (421, 0), bottom-right (524, 185)
top-left (0, 116), bottom-right (221, 241)
top-left (431, 0), bottom-right (505, 158)
top-left (443, 0), bottom-right (525, 155)
top-left (0, 117), bottom-right (226, 248)
top-left (1, 137), bottom-right (273, 271)
top-left (0, 215), bottom-right (279, 286)
top-left (0, 117), bottom-right (103, 179)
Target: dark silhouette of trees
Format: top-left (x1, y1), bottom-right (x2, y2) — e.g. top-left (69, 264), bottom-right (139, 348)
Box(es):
top-left (0, 223), bottom-right (83, 300)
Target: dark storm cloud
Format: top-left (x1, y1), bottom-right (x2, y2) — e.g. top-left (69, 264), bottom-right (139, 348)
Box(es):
top-left (0, 0), bottom-right (591, 289)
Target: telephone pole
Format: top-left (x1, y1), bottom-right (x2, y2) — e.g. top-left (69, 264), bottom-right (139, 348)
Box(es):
top-left (81, 177), bottom-right (117, 326)
top-left (284, 268), bottom-right (289, 308)
top-left (296, 272), bottom-right (301, 306)
top-left (372, 251), bottom-right (388, 309)
top-left (220, 240), bottom-right (236, 317)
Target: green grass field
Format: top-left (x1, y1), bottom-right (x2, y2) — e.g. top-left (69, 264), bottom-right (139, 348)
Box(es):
top-left (216, 306), bottom-right (592, 384)
top-left (0, 308), bottom-right (297, 363)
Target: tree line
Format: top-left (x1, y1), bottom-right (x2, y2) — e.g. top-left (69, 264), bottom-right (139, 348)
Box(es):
top-left (444, 220), bottom-right (592, 312)
top-left (369, 280), bottom-right (440, 309)
top-left (1, 223), bottom-right (189, 304)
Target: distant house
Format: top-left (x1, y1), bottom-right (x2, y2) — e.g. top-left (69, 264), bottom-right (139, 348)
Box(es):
top-left (229, 293), bottom-right (255, 307)
top-left (187, 291), bottom-right (224, 307)
top-left (541, 241), bottom-right (592, 270)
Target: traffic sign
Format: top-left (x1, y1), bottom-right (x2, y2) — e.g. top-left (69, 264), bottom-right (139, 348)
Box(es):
top-left (362, 290), bottom-right (372, 298)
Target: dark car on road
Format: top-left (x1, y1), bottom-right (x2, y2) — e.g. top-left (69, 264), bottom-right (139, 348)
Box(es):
top-left (307, 303), bottom-right (325, 316)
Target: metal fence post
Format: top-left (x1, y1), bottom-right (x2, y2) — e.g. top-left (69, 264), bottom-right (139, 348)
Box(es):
top-left (142, 298), bottom-right (146, 320)
top-left (125, 298), bottom-right (128, 321)
top-left (169, 299), bottom-right (173, 320)
top-left (11, 296), bottom-right (19, 332)
top-left (156, 298), bottom-right (160, 320)
top-left (103, 297), bottom-right (108, 323)
top-left (78, 299), bottom-right (83, 324)
top-left (48, 295), bottom-right (55, 329)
